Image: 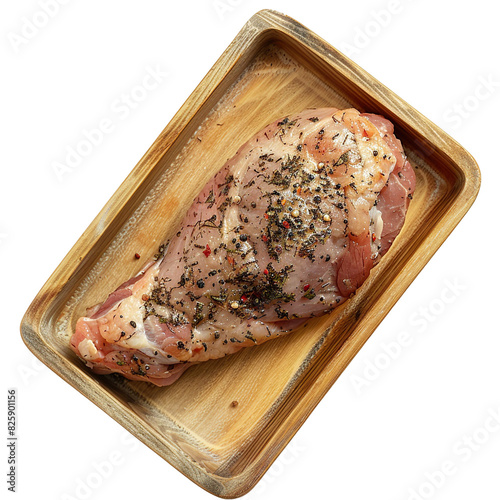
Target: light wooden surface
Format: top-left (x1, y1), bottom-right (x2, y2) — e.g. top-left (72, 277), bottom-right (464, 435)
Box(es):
top-left (20, 9), bottom-right (480, 498)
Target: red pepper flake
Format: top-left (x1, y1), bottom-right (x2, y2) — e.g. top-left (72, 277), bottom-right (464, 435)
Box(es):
top-left (241, 294), bottom-right (248, 303)
top-left (264, 269), bottom-right (269, 275)
top-left (203, 244), bottom-right (211, 257)
top-left (227, 256), bottom-right (235, 265)
top-left (372, 233), bottom-right (376, 242)
top-left (134, 253), bottom-right (141, 259)
top-left (142, 294), bottom-right (150, 301)
top-left (362, 129), bottom-right (369, 138)
top-left (282, 220), bottom-right (290, 229)
top-left (262, 234), bottom-right (268, 242)
top-left (303, 284), bottom-right (311, 292)
top-left (264, 213), bottom-right (269, 219)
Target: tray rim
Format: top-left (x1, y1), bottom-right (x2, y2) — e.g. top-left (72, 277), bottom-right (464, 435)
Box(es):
top-left (20, 9), bottom-right (481, 498)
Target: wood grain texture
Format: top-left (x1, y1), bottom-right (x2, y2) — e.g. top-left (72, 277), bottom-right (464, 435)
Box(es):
top-left (20, 10), bottom-right (480, 498)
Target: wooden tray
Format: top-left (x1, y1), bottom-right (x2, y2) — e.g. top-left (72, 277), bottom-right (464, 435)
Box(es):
top-left (21, 10), bottom-right (480, 498)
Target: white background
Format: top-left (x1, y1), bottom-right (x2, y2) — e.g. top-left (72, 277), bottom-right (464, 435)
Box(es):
top-left (1, 1), bottom-right (499, 499)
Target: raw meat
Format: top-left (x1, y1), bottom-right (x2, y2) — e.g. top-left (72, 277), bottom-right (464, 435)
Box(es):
top-left (70, 108), bottom-right (416, 386)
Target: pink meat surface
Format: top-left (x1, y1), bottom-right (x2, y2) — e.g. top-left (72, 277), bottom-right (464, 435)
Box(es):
top-left (70, 108), bottom-right (416, 386)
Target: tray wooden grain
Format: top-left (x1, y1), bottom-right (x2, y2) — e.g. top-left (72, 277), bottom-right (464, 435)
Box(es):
top-left (21, 10), bottom-right (480, 498)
